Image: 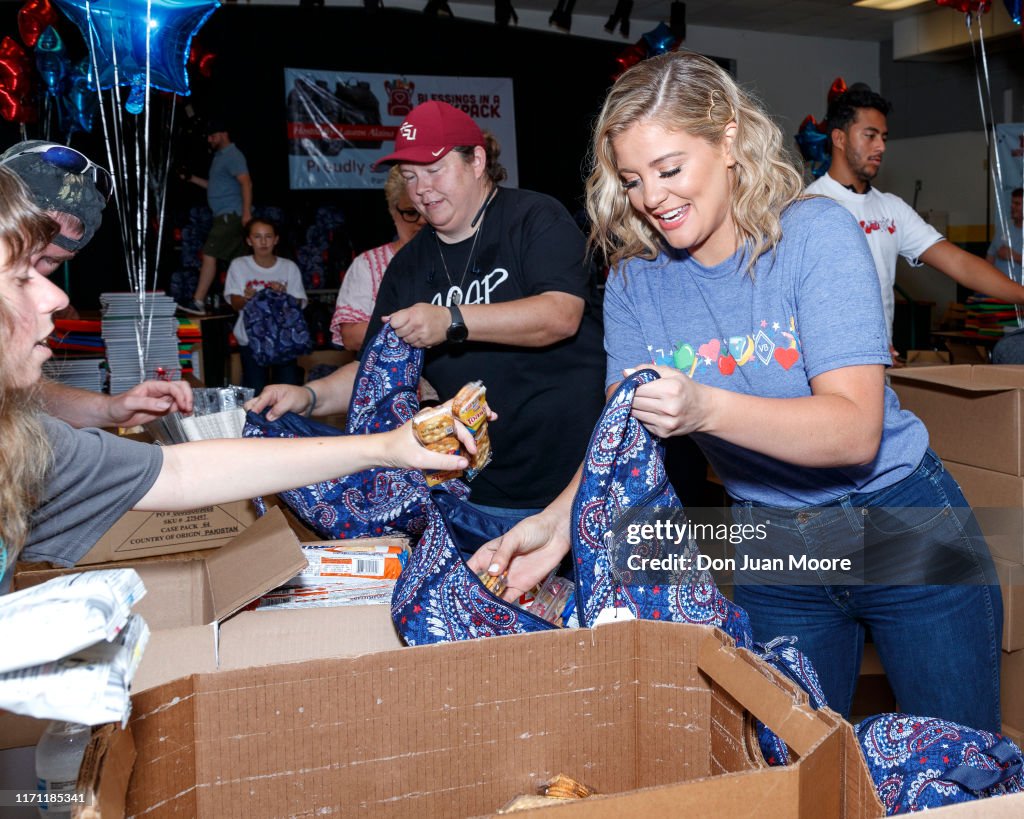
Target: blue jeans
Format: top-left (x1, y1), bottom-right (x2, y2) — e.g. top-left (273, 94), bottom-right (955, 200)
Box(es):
top-left (732, 450), bottom-right (1002, 732)
top-left (239, 344), bottom-right (301, 394)
top-left (464, 501), bottom-right (542, 525)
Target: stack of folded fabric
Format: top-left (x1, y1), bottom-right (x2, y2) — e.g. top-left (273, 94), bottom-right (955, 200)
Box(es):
top-left (965, 295), bottom-right (1024, 337)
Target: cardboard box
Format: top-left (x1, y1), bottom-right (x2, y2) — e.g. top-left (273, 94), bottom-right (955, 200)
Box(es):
top-left (889, 365), bottom-right (1024, 476)
top-left (995, 558), bottom-right (1024, 652)
top-left (904, 349), bottom-right (951, 367)
top-left (945, 461), bottom-right (1024, 564)
top-left (83, 622), bottom-right (882, 818)
top-left (926, 793), bottom-right (1024, 816)
top-left (1002, 649), bottom-right (1024, 729)
top-left (76, 499), bottom-right (259, 565)
top-left (14, 506), bottom-right (305, 693)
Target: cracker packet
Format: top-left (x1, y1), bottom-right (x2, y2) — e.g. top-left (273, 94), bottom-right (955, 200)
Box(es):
top-left (412, 404), bottom-right (465, 486)
top-left (452, 380), bottom-right (492, 479)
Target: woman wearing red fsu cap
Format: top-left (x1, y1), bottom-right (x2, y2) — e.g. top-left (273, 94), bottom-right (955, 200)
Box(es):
top-left (251, 100), bottom-right (607, 522)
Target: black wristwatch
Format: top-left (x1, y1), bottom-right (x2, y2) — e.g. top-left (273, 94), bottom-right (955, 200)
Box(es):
top-left (446, 303), bottom-right (468, 343)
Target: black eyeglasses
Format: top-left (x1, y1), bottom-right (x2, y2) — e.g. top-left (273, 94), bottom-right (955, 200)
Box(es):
top-left (1, 144), bottom-right (114, 202)
top-left (395, 206), bottom-right (423, 223)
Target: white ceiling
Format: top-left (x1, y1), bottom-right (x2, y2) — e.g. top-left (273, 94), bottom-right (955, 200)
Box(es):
top-left (468, 0), bottom-right (934, 41)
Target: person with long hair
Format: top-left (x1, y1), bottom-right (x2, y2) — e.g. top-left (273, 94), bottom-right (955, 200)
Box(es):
top-left (0, 166), bottom-right (481, 593)
top-left (469, 52), bottom-right (1002, 733)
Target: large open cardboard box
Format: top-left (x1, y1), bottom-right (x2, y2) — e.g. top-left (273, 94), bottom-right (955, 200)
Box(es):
top-left (889, 365), bottom-right (1024, 475)
top-left (80, 622), bottom-right (884, 818)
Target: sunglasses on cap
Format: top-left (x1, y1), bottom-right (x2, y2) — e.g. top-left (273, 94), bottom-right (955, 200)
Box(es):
top-left (1, 143), bottom-right (113, 202)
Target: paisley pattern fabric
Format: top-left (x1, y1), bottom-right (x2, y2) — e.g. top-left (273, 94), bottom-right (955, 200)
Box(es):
top-left (856, 714), bottom-right (1024, 814)
top-left (753, 636), bottom-right (830, 766)
top-left (393, 371), bottom-right (752, 644)
top-left (243, 323), bottom-right (466, 539)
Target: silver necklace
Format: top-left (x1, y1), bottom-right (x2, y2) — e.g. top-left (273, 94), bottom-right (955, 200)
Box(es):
top-left (434, 186), bottom-right (497, 305)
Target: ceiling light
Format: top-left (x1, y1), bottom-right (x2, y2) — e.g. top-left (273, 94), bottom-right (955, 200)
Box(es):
top-left (852, 0), bottom-right (932, 10)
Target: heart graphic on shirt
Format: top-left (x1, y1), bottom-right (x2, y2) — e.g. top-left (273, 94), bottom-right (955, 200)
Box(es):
top-left (697, 339), bottom-right (720, 362)
top-left (774, 348), bottom-right (799, 370)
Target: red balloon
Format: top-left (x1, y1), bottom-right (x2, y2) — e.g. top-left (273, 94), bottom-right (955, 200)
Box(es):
top-left (0, 37), bottom-right (32, 94)
top-left (17, 0), bottom-right (58, 48)
top-left (935, 0), bottom-right (991, 12)
top-left (188, 40), bottom-right (217, 79)
top-left (612, 43), bottom-right (647, 81)
top-left (828, 77), bottom-right (847, 107)
top-left (0, 87), bottom-right (36, 123)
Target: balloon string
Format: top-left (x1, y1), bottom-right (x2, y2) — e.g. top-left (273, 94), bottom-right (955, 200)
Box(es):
top-left (967, 11), bottom-right (1023, 327)
top-left (153, 95), bottom-right (176, 301)
top-left (141, 0), bottom-right (155, 365)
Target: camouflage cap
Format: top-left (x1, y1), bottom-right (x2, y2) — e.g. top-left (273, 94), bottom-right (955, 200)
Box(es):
top-left (0, 140), bottom-right (108, 252)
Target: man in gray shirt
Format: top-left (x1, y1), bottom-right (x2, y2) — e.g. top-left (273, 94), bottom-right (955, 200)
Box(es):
top-left (180, 118), bottom-right (253, 315)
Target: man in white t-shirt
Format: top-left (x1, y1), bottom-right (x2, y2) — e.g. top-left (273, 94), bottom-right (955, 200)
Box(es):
top-left (806, 85), bottom-right (1024, 358)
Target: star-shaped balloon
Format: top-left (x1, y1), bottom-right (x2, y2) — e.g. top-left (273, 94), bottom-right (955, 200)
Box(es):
top-left (61, 56), bottom-right (98, 134)
top-left (54, 0), bottom-right (219, 101)
top-left (642, 22), bottom-right (679, 57)
top-left (795, 115), bottom-right (831, 177)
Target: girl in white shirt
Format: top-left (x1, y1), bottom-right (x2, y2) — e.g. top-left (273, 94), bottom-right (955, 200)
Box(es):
top-left (224, 218), bottom-right (307, 391)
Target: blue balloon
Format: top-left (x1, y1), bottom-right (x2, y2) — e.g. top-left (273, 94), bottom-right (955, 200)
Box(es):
top-left (795, 127), bottom-right (829, 164)
top-left (64, 57), bottom-right (98, 133)
top-left (35, 25), bottom-right (68, 97)
top-left (54, 0), bottom-right (219, 98)
top-left (1006, 0), bottom-right (1022, 24)
top-left (642, 22), bottom-right (678, 56)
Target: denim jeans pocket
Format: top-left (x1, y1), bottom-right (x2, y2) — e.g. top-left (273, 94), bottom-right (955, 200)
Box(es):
top-left (862, 504), bottom-right (984, 585)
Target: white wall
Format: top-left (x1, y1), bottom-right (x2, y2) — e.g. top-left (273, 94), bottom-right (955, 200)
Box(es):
top-left (877, 131), bottom-right (992, 315)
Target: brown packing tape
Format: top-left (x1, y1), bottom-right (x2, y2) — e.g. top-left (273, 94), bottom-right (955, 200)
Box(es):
top-left (696, 633), bottom-right (829, 759)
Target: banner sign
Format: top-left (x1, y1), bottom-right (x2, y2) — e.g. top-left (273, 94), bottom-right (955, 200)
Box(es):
top-left (285, 69), bottom-right (518, 190)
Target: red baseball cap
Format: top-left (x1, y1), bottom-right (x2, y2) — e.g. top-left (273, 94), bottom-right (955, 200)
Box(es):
top-left (373, 101), bottom-right (485, 169)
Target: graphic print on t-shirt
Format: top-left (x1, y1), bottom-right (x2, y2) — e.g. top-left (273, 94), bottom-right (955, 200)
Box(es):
top-left (428, 267), bottom-right (510, 307)
top-left (648, 316), bottom-right (801, 378)
top-left (859, 216), bottom-right (896, 236)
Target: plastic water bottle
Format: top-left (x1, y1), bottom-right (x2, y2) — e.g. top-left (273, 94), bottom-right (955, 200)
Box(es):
top-left (34, 721), bottom-right (90, 817)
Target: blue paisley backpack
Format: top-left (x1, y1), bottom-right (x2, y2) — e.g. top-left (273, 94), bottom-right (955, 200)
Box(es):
top-left (243, 289), bottom-right (313, 366)
top-left (242, 323), bottom-right (466, 539)
top-left (856, 714), bottom-right (1024, 813)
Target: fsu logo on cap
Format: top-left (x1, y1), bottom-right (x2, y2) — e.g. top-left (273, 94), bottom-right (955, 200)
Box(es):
top-left (399, 121), bottom-right (417, 141)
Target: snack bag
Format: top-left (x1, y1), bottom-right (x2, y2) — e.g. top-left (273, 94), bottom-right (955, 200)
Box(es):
top-left (412, 405), bottom-right (465, 487)
top-left (452, 380), bottom-right (492, 479)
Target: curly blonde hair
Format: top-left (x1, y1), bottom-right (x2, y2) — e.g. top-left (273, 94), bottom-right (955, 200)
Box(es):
top-left (383, 165), bottom-right (406, 210)
top-left (0, 167), bottom-right (58, 559)
top-left (586, 51), bottom-right (803, 273)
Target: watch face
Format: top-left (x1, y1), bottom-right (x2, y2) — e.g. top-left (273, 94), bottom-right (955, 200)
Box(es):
top-left (447, 321), bottom-right (469, 342)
